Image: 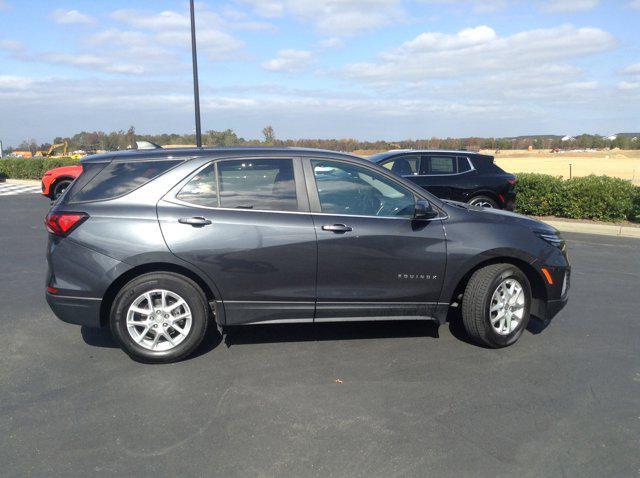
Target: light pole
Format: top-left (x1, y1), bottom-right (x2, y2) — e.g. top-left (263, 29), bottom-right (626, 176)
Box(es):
top-left (189, 0), bottom-right (202, 147)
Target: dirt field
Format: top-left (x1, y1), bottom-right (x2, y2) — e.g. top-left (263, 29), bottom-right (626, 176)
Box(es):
top-left (487, 149), bottom-right (640, 184)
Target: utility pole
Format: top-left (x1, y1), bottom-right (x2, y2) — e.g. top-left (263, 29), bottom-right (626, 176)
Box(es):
top-left (189, 0), bottom-right (202, 147)
top-left (0, 140), bottom-right (3, 159)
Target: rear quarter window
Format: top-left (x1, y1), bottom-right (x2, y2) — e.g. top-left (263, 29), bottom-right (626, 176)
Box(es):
top-left (69, 160), bottom-right (181, 203)
top-left (472, 156), bottom-right (505, 174)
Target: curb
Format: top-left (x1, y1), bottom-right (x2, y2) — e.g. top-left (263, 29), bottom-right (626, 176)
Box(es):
top-left (542, 219), bottom-right (640, 239)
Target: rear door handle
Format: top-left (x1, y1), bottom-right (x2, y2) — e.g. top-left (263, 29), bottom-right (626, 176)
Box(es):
top-left (322, 224), bottom-right (352, 233)
top-left (178, 216), bottom-right (212, 227)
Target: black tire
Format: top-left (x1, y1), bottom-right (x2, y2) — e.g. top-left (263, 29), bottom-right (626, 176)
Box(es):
top-left (110, 272), bottom-right (210, 363)
top-left (468, 195), bottom-right (497, 208)
top-left (461, 263), bottom-right (531, 348)
top-left (52, 179), bottom-right (72, 200)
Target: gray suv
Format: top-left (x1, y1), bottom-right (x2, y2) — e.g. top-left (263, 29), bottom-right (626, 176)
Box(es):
top-left (45, 147), bottom-right (569, 363)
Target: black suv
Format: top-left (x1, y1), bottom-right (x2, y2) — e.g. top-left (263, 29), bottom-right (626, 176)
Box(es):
top-left (369, 150), bottom-right (517, 210)
top-left (45, 147), bottom-right (569, 363)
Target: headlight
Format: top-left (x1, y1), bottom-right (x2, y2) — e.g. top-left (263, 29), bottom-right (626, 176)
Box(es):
top-left (535, 231), bottom-right (565, 249)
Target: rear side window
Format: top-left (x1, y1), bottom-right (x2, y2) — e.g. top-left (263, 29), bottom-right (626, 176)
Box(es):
top-left (176, 163), bottom-right (217, 207)
top-left (218, 159), bottom-right (296, 211)
top-left (424, 156), bottom-right (456, 174)
top-left (70, 160), bottom-right (181, 202)
top-left (177, 158), bottom-right (298, 211)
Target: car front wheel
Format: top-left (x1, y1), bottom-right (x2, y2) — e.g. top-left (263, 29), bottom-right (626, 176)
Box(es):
top-left (461, 263), bottom-right (531, 348)
top-left (110, 272), bottom-right (210, 363)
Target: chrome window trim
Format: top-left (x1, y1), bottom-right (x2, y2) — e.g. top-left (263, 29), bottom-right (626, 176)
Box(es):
top-left (164, 155), bottom-right (449, 221)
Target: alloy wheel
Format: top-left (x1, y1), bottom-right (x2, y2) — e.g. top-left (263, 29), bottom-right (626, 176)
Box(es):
top-left (126, 289), bottom-right (192, 351)
top-left (489, 278), bottom-right (525, 335)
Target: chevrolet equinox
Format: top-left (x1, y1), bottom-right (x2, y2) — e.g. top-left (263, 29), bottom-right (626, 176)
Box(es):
top-left (45, 147), bottom-right (570, 363)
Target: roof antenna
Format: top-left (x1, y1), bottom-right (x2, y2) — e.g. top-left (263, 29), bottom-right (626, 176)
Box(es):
top-left (136, 141), bottom-right (163, 150)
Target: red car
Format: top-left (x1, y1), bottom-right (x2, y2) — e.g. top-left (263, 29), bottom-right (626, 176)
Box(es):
top-left (41, 165), bottom-right (82, 200)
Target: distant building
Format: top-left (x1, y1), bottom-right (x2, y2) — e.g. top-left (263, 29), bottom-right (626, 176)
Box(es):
top-left (561, 135), bottom-right (574, 142)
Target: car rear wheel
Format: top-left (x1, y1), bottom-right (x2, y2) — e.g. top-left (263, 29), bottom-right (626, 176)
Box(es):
top-left (110, 272), bottom-right (210, 363)
top-left (461, 263), bottom-right (531, 348)
top-left (52, 179), bottom-right (72, 200)
top-left (468, 195), bottom-right (497, 208)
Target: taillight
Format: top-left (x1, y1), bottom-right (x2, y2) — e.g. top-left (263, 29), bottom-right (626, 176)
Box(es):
top-left (45, 212), bottom-right (88, 237)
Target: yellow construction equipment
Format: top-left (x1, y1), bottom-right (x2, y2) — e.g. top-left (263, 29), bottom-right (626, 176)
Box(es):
top-left (43, 141), bottom-right (69, 157)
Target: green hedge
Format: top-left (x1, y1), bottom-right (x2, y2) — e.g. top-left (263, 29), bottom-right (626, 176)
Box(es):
top-left (515, 173), bottom-right (639, 222)
top-left (0, 157), bottom-right (80, 180)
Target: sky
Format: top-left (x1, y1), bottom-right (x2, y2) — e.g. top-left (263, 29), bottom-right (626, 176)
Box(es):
top-left (0, 0), bottom-right (639, 146)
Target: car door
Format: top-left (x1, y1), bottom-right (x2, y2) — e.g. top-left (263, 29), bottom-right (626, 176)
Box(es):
top-left (157, 156), bottom-right (317, 325)
top-left (303, 157), bottom-right (447, 321)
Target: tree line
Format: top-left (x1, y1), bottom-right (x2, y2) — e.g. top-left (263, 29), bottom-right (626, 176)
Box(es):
top-left (8, 126), bottom-right (640, 154)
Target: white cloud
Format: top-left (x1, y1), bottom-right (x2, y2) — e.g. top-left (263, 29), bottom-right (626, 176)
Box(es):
top-left (110, 8), bottom-right (244, 60)
top-left (263, 49), bottom-right (314, 72)
top-left (0, 0), bottom-right (8, 10)
top-left (628, 0), bottom-right (640, 8)
top-left (51, 9), bottom-right (95, 25)
top-left (345, 25), bottom-right (616, 85)
top-left (0, 39), bottom-right (24, 52)
top-left (241, 0), bottom-right (403, 35)
top-left (47, 53), bottom-right (145, 75)
top-left (539, 0), bottom-right (599, 13)
top-left (617, 81), bottom-right (640, 90)
top-left (319, 37), bottom-right (345, 49)
top-left (621, 63), bottom-right (640, 76)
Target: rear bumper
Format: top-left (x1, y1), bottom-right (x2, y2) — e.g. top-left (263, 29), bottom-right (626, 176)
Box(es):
top-left (46, 293), bottom-right (102, 327)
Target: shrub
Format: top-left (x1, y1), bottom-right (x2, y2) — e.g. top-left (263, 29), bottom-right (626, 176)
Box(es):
top-left (514, 173), bottom-right (639, 222)
top-left (513, 173), bottom-right (565, 216)
top-left (0, 157), bottom-right (80, 180)
top-left (561, 175), bottom-right (636, 222)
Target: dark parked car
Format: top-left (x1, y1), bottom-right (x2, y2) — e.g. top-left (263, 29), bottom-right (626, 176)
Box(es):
top-left (369, 150), bottom-right (517, 210)
top-left (45, 147), bottom-right (569, 363)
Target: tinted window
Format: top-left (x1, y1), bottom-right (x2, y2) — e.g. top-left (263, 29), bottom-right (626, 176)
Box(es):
top-left (457, 157), bottom-right (471, 173)
top-left (312, 160), bottom-right (415, 218)
top-left (218, 159), bottom-right (297, 211)
top-left (381, 155), bottom-right (420, 176)
top-left (425, 156), bottom-right (455, 174)
top-left (71, 160), bottom-right (181, 202)
top-left (176, 163), bottom-right (217, 207)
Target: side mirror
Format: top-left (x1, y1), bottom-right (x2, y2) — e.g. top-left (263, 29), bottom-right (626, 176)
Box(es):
top-left (414, 199), bottom-right (438, 220)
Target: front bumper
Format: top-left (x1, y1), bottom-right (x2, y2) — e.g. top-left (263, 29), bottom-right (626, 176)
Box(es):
top-left (46, 293), bottom-right (102, 327)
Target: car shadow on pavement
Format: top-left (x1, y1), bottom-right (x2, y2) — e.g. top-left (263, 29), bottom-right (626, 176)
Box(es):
top-left (224, 320), bottom-right (439, 347)
top-left (80, 325), bottom-right (224, 359)
top-left (447, 305), bottom-right (552, 348)
top-left (81, 326), bottom-right (118, 348)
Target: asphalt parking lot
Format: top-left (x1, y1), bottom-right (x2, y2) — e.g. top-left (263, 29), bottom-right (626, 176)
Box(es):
top-left (1, 193), bottom-right (639, 477)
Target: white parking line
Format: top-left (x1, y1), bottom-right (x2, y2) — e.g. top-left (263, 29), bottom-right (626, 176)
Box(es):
top-left (0, 183), bottom-right (42, 196)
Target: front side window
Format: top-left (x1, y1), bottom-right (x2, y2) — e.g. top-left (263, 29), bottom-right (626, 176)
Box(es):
top-left (312, 160), bottom-right (415, 218)
top-left (424, 156), bottom-right (456, 175)
top-left (381, 155), bottom-right (420, 176)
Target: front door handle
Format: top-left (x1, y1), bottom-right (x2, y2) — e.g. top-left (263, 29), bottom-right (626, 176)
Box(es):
top-left (322, 224), bottom-right (352, 233)
top-left (178, 216), bottom-right (212, 227)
